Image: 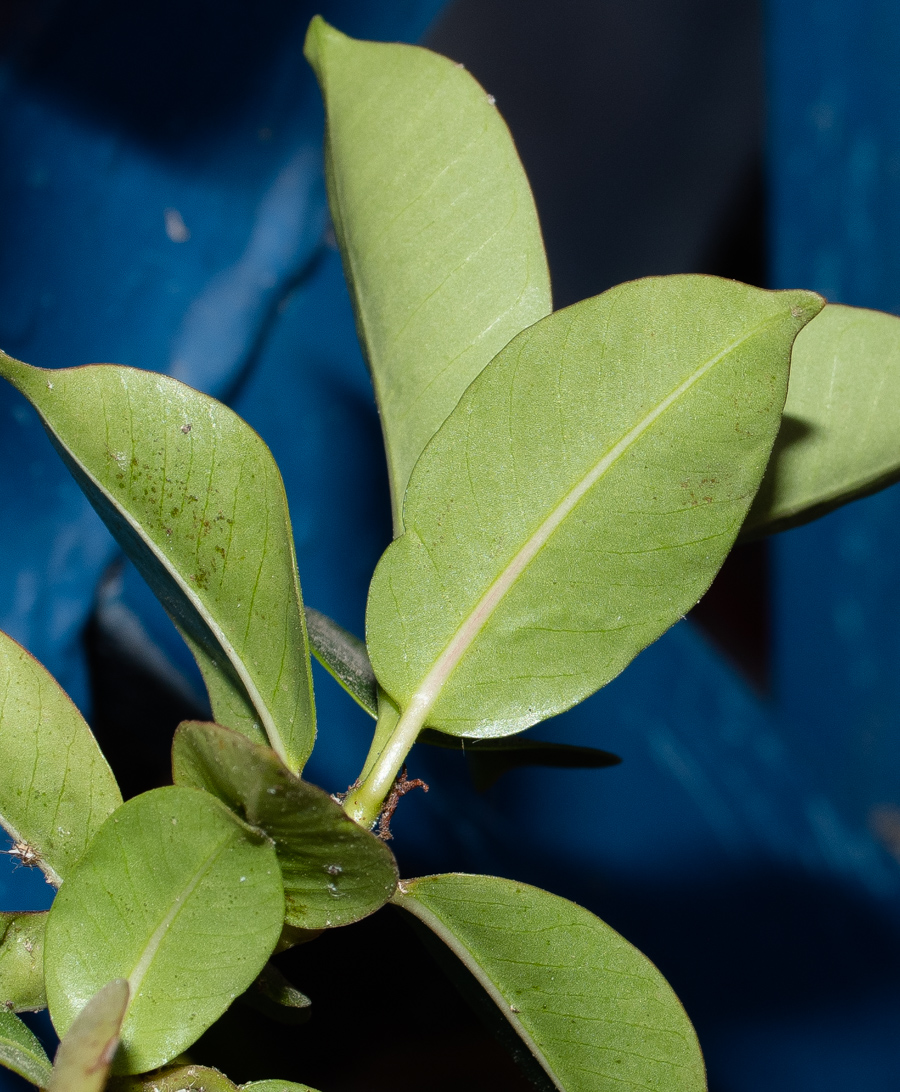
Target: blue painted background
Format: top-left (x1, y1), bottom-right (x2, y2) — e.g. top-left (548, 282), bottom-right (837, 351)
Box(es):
top-left (3, 1), bottom-right (900, 1089)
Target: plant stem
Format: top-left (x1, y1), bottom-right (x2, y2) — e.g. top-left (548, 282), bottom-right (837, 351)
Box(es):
top-left (343, 695), bottom-right (430, 827)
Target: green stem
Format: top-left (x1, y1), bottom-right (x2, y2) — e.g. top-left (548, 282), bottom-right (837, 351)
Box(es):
top-left (343, 694), bottom-right (430, 827)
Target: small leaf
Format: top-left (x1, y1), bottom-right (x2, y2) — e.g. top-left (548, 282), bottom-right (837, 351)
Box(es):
top-left (395, 874), bottom-right (706, 1092)
top-left (172, 722), bottom-right (398, 929)
top-left (0, 1009), bottom-right (53, 1088)
top-left (305, 608), bottom-right (377, 717)
top-left (242, 1083), bottom-right (320, 1092)
top-left (110, 1064), bottom-right (239, 1092)
top-left (417, 731), bottom-right (621, 791)
top-left (0, 912), bottom-right (47, 1012)
top-left (44, 785), bottom-right (284, 1074)
top-left (367, 277), bottom-right (822, 738)
top-left (48, 979), bottom-right (129, 1092)
top-left (0, 628), bottom-right (121, 886)
top-left (746, 303), bottom-right (900, 535)
top-left (239, 963), bottom-right (311, 1025)
top-left (0, 357), bottom-right (316, 774)
top-left (305, 18), bottom-right (552, 532)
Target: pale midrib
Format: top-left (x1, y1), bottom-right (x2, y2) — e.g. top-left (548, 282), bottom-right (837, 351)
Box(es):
top-left (0, 812), bottom-right (63, 888)
top-left (401, 317), bottom-right (778, 736)
top-left (127, 844), bottom-right (224, 1002)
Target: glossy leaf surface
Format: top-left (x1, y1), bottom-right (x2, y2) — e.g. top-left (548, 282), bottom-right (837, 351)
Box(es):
top-left (0, 912), bottom-right (47, 1012)
top-left (305, 608), bottom-right (377, 716)
top-left (367, 276), bottom-right (822, 737)
top-left (305, 18), bottom-right (552, 530)
top-left (45, 785), bottom-right (284, 1074)
top-left (172, 722), bottom-right (397, 928)
top-left (48, 979), bottom-right (129, 1092)
top-left (396, 874), bottom-right (706, 1092)
top-left (0, 628), bottom-right (120, 886)
top-left (0, 1008), bottom-right (53, 1087)
top-left (0, 357), bottom-right (315, 773)
top-left (746, 303), bottom-right (900, 535)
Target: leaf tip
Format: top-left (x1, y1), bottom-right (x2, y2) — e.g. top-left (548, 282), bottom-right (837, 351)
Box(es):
top-left (303, 15), bottom-right (345, 76)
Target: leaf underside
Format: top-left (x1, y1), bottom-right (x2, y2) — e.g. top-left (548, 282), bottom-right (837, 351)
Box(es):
top-left (305, 17), bottom-right (552, 531)
top-left (305, 607), bottom-right (377, 716)
top-left (44, 785), bottom-right (284, 1074)
top-left (395, 874), bottom-right (706, 1092)
top-left (746, 302), bottom-right (900, 536)
top-left (0, 628), bottom-right (121, 886)
top-left (0, 357), bottom-right (315, 774)
top-left (367, 276), bottom-right (822, 738)
top-left (172, 722), bottom-right (398, 929)
top-left (0, 1008), bottom-right (53, 1088)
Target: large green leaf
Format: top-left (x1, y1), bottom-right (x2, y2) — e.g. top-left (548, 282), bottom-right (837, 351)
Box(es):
top-left (44, 785), bottom-right (284, 1074)
top-left (746, 303), bottom-right (900, 536)
top-left (48, 979), bottom-right (129, 1092)
top-left (305, 18), bottom-right (552, 531)
top-left (172, 722), bottom-right (397, 928)
top-left (0, 357), bottom-right (315, 774)
top-left (0, 628), bottom-right (120, 886)
top-left (395, 874), bottom-right (706, 1092)
top-left (367, 276), bottom-right (822, 739)
top-left (0, 912), bottom-right (47, 1012)
top-left (0, 1008), bottom-right (53, 1087)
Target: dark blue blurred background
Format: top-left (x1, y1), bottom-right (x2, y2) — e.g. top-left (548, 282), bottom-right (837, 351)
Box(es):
top-left (2, 2), bottom-right (900, 1089)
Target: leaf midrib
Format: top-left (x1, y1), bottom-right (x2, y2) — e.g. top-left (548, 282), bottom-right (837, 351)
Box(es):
top-left (401, 313), bottom-right (783, 730)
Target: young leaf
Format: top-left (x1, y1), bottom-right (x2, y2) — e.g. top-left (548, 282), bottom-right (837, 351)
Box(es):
top-left (172, 722), bottom-right (398, 929)
top-left (0, 1008), bottom-right (53, 1088)
top-left (745, 303), bottom-right (900, 536)
top-left (305, 607), bottom-right (377, 717)
top-left (110, 1064), bottom-right (239, 1092)
top-left (305, 18), bottom-right (552, 532)
top-left (44, 785), bottom-right (284, 1075)
top-left (0, 357), bottom-right (316, 774)
top-left (367, 276), bottom-right (822, 739)
top-left (417, 731), bottom-right (621, 791)
top-left (0, 628), bottom-right (121, 886)
top-left (0, 912), bottom-right (47, 1012)
top-left (395, 874), bottom-right (706, 1092)
top-left (239, 962), bottom-right (311, 1026)
top-left (48, 979), bottom-right (130, 1092)
top-left (242, 1083), bottom-right (319, 1092)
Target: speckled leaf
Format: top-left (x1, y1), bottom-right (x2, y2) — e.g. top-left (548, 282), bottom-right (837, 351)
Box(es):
top-left (0, 1009), bottom-right (52, 1088)
top-left (367, 277), bottom-right (822, 739)
top-left (746, 303), bottom-right (900, 535)
top-left (44, 785), bottom-right (284, 1075)
top-left (0, 912), bottom-right (47, 1012)
top-left (172, 722), bottom-right (397, 929)
top-left (48, 979), bottom-right (129, 1092)
top-left (0, 356), bottom-right (315, 774)
top-left (0, 628), bottom-right (120, 887)
top-left (110, 1064), bottom-right (238, 1092)
top-left (305, 18), bottom-right (551, 531)
top-left (395, 874), bottom-right (706, 1092)
top-left (243, 1083), bottom-right (319, 1092)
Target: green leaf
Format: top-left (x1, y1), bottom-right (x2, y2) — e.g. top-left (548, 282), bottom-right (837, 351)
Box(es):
top-left (367, 276), bottom-right (822, 739)
top-left (238, 963), bottom-right (311, 1026)
top-left (0, 628), bottom-right (121, 886)
top-left (395, 874), bottom-right (706, 1092)
top-left (110, 1064), bottom-right (239, 1092)
top-left (48, 979), bottom-right (130, 1092)
top-left (44, 785), bottom-right (284, 1075)
top-left (0, 358), bottom-right (315, 774)
top-left (305, 17), bottom-right (552, 532)
top-left (172, 722), bottom-right (398, 929)
top-left (0, 912), bottom-right (47, 1013)
top-left (0, 1008), bottom-right (53, 1087)
top-left (417, 731), bottom-right (621, 791)
top-left (745, 302), bottom-right (900, 536)
top-left (305, 608), bottom-right (377, 717)
top-left (242, 1083), bottom-right (319, 1092)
